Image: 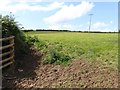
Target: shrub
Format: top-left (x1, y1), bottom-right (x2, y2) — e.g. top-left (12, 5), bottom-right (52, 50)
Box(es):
top-left (42, 48), bottom-right (71, 64)
top-left (1, 13), bottom-right (29, 60)
top-left (25, 36), bottom-right (39, 45)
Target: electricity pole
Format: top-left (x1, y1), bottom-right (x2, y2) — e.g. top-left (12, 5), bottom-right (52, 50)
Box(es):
top-left (88, 14), bottom-right (93, 32)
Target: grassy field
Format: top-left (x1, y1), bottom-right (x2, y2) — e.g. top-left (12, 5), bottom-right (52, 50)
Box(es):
top-left (26, 31), bottom-right (118, 69)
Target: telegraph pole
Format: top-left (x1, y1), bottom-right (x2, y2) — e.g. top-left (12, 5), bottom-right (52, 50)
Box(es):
top-left (88, 14), bottom-right (93, 32)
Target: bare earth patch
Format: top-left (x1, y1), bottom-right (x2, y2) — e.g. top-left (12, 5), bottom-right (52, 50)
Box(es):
top-left (2, 47), bottom-right (118, 88)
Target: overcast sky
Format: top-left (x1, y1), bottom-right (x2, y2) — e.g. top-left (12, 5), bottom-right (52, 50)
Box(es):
top-left (0, 0), bottom-right (118, 32)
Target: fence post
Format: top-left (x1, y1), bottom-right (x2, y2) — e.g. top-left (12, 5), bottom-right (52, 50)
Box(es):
top-left (9, 36), bottom-right (15, 74)
top-left (9, 36), bottom-right (14, 63)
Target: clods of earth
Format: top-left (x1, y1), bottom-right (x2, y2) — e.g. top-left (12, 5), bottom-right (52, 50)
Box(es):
top-left (2, 47), bottom-right (118, 88)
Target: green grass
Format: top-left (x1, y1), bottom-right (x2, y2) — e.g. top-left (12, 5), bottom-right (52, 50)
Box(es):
top-left (26, 31), bottom-right (118, 69)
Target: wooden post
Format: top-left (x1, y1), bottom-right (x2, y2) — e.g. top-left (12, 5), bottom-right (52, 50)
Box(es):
top-left (9, 36), bottom-right (15, 74)
top-left (9, 36), bottom-right (14, 63)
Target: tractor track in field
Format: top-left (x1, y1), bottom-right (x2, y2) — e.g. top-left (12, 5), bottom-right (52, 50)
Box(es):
top-left (2, 47), bottom-right (118, 88)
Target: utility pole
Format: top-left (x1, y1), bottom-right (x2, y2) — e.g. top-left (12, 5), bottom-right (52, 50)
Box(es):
top-left (88, 14), bottom-right (93, 32)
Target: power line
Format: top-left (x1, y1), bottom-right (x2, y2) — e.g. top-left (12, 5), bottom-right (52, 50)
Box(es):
top-left (88, 14), bottom-right (93, 32)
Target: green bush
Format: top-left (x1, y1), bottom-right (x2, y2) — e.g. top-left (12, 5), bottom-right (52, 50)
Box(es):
top-left (36, 41), bottom-right (47, 49)
top-left (1, 13), bottom-right (29, 60)
top-left (1, 14), bottom-right (21, 38)
top-left (42, 48), bottom-right (71, 64)
top-left (25, 36), bottom-right (39, 45)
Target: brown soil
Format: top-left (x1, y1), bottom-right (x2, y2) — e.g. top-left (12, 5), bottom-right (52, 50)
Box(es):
top-left (2, 47), bottom-right (118, 88)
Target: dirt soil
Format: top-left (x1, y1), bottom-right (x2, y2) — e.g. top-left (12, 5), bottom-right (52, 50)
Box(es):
top-left (2, 47), bottom-right (118, 88)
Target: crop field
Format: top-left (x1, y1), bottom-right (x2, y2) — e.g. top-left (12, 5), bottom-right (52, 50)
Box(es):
top-left (26, 31), bottom-right (118, 69)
